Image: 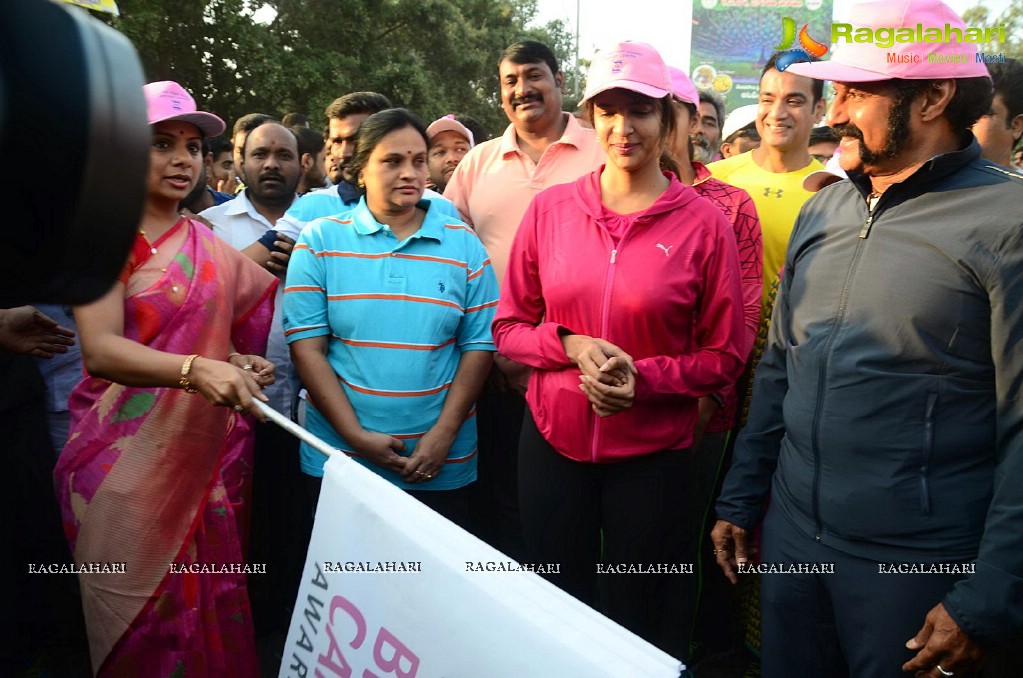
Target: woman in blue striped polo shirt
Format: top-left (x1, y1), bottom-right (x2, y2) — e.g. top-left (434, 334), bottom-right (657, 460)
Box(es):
top-left (283, 109), bottom-right (498, 526)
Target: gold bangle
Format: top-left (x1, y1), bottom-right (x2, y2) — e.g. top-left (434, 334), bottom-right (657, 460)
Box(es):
top-left (179, 354), bottom-right (200, 393)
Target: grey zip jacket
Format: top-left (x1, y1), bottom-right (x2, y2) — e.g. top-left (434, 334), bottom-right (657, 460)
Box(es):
top-left (716, 140), bottom-right (1023, 647)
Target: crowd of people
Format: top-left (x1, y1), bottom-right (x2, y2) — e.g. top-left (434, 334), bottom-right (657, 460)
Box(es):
top-left (4, 0), bottom-right (1023, 675)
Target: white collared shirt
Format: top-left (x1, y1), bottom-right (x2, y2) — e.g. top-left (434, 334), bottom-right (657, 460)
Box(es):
top-left (201, 190), bottom-right (300, 416)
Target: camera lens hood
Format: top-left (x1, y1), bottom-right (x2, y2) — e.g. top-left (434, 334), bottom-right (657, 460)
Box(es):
top-left (1, 0), bottom-right (148, 305)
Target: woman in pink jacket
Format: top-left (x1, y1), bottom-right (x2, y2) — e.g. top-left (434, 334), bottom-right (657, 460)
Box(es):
top-left (492, 42), bottom-right (746, 660)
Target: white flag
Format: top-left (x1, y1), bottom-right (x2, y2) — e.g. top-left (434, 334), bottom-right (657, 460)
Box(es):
top-left (280, 453), bottom-right (684, 677)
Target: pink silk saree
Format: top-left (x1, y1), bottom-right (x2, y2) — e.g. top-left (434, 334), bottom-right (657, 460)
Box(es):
top-left (54, 219), bottom-right (276, 676)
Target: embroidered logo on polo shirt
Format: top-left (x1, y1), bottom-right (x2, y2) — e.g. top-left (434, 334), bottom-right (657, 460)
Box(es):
top-left (656, 244), bottom-right (673, 257)
top-left (438, 281), bottom-right (446, 293)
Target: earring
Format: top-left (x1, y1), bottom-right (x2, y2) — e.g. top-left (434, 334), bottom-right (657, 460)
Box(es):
top-left (357, 178), bottom-right (365, 189)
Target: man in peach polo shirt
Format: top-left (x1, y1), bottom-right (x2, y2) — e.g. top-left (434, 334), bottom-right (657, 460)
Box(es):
top-left (445, 40), bottom-right (603, 560)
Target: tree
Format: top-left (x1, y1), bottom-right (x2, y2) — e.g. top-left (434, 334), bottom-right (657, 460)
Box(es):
top-left (100, 0), bottom-right (285, 122)
top-left (963, 1), bottom-right (1023, 60)
top-left (101, 0), bottom-right (574, 141)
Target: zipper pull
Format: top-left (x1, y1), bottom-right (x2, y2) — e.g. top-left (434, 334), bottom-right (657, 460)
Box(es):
top-left (859, 215), bottom-right (874, 239)
top-left (610, 249), bottom-right (617, 264)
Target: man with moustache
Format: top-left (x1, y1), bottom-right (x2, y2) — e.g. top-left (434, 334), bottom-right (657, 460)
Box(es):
top-left (695, 90), bottom-right (726, 164)
top-left (229, 112), bottom-right (277, 193)
top-left (426, 115), bottom-right (474, 194)
top-left (275, 92), bottom-right (457, 239)
top-left (201, 121), bottom-right (305, 643)
top-left (711, 1), bottom-right (1023, 676)
top-left (444, 40), bottom-right (603, 559)
top-left (709, 55), bottom-right (825, 304)
top-left (273, 92), bottom-right (390, 240)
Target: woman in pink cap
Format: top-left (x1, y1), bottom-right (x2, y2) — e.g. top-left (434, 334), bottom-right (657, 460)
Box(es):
top-left (492, 41), bottom-right (746, 659)
top-left (54, 81), bottom-right (277, 676)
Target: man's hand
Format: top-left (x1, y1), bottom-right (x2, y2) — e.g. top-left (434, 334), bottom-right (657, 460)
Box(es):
top-left (227, 353), bottom-right (276, 389)
top-left (710, 519), bottom-right (754, 584)
top-left (216, 169), bottom-right (239, 195)
top-left (265, 233), bottom-right (297, 277)
top-left (0, 306), bottom-right (76, 358)
top-left (903, 603), bottom-right (984, 677)
top-left (181, 210), bottom-right (216, 230)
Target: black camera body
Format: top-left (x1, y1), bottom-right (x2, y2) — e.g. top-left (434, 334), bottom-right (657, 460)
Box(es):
top-left (1, 0), bottom-right (148, 306)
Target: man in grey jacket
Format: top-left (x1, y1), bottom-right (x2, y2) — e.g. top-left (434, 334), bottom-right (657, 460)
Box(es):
top-left (712, 1), bottom-right (1023, 676)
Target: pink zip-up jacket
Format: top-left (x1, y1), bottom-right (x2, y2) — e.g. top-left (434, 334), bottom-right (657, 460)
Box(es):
top-left (493, 168), bottom-right (746, 463)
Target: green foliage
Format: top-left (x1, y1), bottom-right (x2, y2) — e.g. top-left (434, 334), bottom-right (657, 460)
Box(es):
top-left (100, 0), bottom-right (576, 141)
top-left (963, 1), bottom-right (1023, 60)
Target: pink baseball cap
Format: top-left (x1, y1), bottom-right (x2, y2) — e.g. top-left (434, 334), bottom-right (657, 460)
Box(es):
top-left (668, 66), bottom-right (699, 106)
top-left (786, 0), bottom-right (990, 82)
top-left (583, 41), bottom-right (672, 102)
top-left (426, 115), bottom-right (474, 148)
top-left (143, 81), bottom-right (225, 137)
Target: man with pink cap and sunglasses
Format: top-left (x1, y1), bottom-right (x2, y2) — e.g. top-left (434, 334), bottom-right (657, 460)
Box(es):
top-left (712, 1), bottom-right (1023, 676)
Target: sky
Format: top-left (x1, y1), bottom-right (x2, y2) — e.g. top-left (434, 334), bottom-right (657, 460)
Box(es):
top-left (534, 0), bottom-right (1012, 75)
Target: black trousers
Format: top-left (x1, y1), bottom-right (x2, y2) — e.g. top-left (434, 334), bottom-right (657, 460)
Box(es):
top-left (407, 485), bottom-right (471, 530)
top-left (760, 504), bottom-right (970, 678)
top-left (518, 410), bottom-right (696, 660)
top-left (692, 430), bottom-right (744, 656)
top-left (467, 380), bottom-right (527, 561)
top-left (248, 422), bottom-right (305, 636)
top-left (1, 390), bottom-right (87, 673)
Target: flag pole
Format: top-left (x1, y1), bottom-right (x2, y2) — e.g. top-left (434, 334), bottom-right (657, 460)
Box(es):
top-left (253, 400), bottom-right (336, 458)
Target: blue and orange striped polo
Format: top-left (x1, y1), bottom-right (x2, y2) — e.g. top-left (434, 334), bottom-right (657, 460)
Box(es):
top-left (283, 198), bottom-right (498, 490)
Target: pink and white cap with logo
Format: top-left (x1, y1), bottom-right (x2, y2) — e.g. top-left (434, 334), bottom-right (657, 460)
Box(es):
top-left (668, 67), bottom-right (700, 106)
top-left (143, 80), bottom-right (225, 137)
top-left (786, 0), bottom-right (990, 82)
top-left (426, 115), bottom-right (475, 148)
top-left (583, 41), bottom-right (672, 102)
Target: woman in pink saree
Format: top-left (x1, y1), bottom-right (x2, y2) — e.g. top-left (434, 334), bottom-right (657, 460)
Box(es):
top-left (53, 81), bottom-right (277, 677)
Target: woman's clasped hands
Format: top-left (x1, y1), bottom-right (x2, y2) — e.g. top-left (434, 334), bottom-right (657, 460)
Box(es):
top-left (560, 334), bottom-right (638, 417)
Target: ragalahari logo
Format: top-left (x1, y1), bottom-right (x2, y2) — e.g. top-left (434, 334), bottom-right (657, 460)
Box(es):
top-left (774, 17), bottom-right (829, 72)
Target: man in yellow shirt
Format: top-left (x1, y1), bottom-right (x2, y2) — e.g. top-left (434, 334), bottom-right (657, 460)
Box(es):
top-left (709, 53), bottom-right (825, 303)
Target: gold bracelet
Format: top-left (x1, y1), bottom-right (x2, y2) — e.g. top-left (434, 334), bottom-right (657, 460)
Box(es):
top-left (179, 354), bottom-right (200, 393)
